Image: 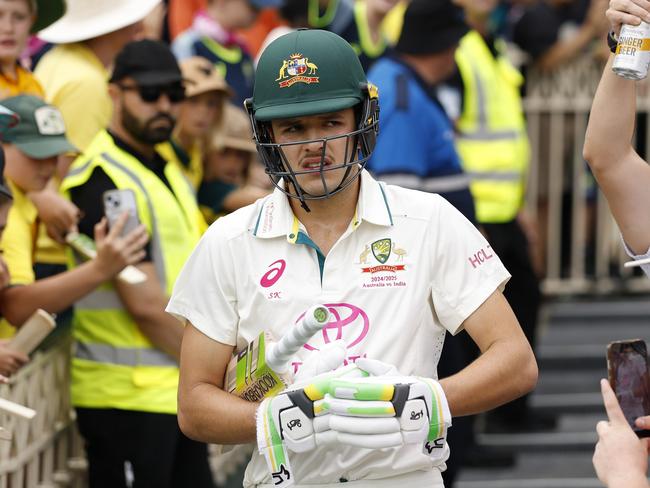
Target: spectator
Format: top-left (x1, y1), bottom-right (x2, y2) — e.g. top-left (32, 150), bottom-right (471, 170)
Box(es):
top-left (594, 379), bottom-right (650, 488)
top-left (168, 0), bottom-right (205, 40)
top-left (583, 0), bottom-right (650, 277)
top-left (0, 103), bottom-right (28, 380)
top-left (35, 0), bottom-right (162, 153)
top-left (510, 0), bottom-right (609, 73)
top-left (273, 0), bottom-right (399, 70)
top-left (0, 0), bottom-right (64, 98)
top-left (60, 40), bottom-right (212, 488)
top-left (158, 56), bottom-right (232, 190)
top-left (366, 0), bottom-right (475, 222)
top-left (0, 95), bottom-right (148, 337)
top-left (199, 104), bottom-right (268, 223)
top-left (172, 0), bottom-right (281, 106)
top-left (31, 0), bottom-right (162, 309)
top-left (450, 0), bottom-right (548, 434)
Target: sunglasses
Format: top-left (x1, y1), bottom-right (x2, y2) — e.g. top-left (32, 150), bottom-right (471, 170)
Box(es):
top-left (118, 83), bottom-right (186, 104)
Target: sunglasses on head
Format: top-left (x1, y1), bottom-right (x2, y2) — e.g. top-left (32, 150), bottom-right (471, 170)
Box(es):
top-left (118, 83), bottom-right (186, 104)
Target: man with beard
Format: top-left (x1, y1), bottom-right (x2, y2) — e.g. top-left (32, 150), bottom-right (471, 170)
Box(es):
top-left (60, 40), bottom-right (213, 488)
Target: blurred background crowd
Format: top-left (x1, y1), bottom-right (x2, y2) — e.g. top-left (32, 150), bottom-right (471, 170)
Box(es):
top-left (0, 0), bottom-right (642, 487)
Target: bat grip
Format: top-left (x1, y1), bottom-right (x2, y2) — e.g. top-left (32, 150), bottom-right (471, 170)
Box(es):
top-left (266, 305), bottom-right (330, 372)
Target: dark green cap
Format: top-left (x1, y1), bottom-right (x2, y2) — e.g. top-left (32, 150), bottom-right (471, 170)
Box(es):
top-left (1, 95), bottom-right (76, 159)
top-left (252, 29), bottom-right (367, 121)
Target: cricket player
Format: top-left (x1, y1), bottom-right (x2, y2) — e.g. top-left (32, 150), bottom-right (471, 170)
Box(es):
top-left (167, 29), bottom-right (537, 487)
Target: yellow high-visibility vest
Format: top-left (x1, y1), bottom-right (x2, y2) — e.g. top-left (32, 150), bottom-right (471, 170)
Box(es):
top-left (455, 30), bottom-right (530, 223)
top-left (61, 130), bottom-right (202, 414)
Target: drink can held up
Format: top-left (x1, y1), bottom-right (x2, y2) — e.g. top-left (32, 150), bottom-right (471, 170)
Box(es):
top-left (613, 22), bottom-right (650, 80)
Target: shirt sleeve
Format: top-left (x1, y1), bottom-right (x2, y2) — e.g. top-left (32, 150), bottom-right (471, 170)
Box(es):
top-left (166, 221), bottom-right (239, 346)
top-left (429, 197), bottom-right (511, 334)
top-left (1, 204), bottom-right (35, 286)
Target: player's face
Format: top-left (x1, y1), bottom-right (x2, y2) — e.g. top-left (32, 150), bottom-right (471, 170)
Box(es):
top-left (270, 108), bottom-right (358, 197)
top-left (0, 0), bottom-right (33, 63)
top-left (179, 91), bottom-right (224, 138)
top-left (4, 144), bottom-right (56, 192)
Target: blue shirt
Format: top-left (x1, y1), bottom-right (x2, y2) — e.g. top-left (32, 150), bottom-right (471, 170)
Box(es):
top-left (366, 55), bottom-right (476, 222)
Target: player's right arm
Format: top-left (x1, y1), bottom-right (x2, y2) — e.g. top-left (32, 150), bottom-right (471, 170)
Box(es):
top-left (583, 2), bottom-right (650, 254)
top-left (177, 322), bottom-right (258, 444)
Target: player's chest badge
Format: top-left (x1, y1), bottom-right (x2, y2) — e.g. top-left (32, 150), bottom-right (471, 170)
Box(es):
top-left (356, 238), bottom-right (410, 289)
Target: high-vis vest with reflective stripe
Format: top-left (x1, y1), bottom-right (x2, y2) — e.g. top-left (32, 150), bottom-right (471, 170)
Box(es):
top-left (61, 130), bottom-right (203, 414)
top-left (455, 31), bottom-right (530, 223)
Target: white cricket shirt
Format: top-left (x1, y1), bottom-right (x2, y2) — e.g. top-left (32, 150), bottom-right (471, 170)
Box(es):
top-left (167, 170), bottom-right (510, 486)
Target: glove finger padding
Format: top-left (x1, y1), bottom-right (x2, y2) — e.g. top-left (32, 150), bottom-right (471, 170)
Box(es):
top-left (256, 365), bottom-right (367, 487)
top-left (324, 376), bottom-right (452, 458)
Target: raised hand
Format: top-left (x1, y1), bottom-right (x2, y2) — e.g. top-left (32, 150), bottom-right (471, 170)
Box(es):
top-left (92, 213), bottom-right (148, 280)
top-left (593, 378), bottom-right (649, 487)
top-left (607, 0), bottom-right (650, 36)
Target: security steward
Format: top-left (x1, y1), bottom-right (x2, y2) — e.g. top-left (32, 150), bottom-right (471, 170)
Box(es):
top-left (60, 40), bottom-right (213, 488)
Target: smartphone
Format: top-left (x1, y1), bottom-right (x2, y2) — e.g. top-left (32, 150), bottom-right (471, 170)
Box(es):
top-left (102, 189), bottom-right (140, 237)
top-left (607, 339), bottom-right (650, 437)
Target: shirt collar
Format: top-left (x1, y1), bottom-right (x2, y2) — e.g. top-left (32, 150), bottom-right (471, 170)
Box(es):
top-left (252, 169), bottom-right (394, 240)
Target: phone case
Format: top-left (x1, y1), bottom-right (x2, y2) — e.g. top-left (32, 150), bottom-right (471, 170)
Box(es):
top-left (607, 339), bottom-right (650, 437)
top-left (103, 189), bottom-right (140, 237)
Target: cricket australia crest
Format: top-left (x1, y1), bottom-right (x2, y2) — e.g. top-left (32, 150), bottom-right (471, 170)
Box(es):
top-left (371, 238), bottom-right (391, 264)
top-left (276, 53), bottom-right (319, 88)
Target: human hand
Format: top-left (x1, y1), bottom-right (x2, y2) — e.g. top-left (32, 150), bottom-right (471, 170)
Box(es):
top-left (0, 341), bottom-right (29, 378)
top-left (0, 256), bottom-right (9, 289)
top-left (92, 213), bottom-right (148, 280)
top-left (256, 364), bottom-right (363, 488)
top-left (30, 189), bottom-right (81, 243)
top-left (293, 340), bottom-right (348, 383)
top-left (606, 0), bottom-right (650, 36)
top-left (593, 379), bottom-right (650, 486)
top-left (318, 374), bottom-right (451, 459)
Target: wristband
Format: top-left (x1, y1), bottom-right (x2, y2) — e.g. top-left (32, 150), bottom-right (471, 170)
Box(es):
top-left (608, 30), bottom-right (619, 54)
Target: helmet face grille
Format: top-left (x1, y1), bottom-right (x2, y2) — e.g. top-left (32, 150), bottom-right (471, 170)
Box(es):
top-left (245, 87), bottom-right (379, 209)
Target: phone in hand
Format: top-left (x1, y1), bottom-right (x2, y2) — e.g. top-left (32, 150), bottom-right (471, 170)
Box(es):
top-left (606, 339), bottom-right (650, 437)
top-left (102, 189), bottom-right (140, 237)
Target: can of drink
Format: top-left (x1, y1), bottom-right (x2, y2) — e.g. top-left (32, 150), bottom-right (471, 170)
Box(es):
top-left (613, 22), bottom-right (650, 80)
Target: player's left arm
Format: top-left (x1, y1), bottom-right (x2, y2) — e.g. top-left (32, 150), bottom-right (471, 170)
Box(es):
top-left (438, 289), bottom-right (538, 417)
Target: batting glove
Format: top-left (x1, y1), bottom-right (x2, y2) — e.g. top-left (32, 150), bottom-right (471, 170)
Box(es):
top-left (256, 363), bottom-right (364, 487)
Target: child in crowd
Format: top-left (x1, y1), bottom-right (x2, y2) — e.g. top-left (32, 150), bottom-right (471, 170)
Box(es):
top-left (158, 56), bottom-right (231, 190)
top-left (0, 0), bottom-right (64, 98)
top-left (0, 103), bottom-right (28, 380)
top-left (0, 95), bottom-right (148, 336)
top-left (199, 104), bottom-right (269, 223)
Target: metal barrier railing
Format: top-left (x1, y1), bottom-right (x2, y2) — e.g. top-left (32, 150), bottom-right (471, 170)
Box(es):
top-left (0, 337), bottom-right (87, 488)
top-left (524, 56), bottom-right (650, 295)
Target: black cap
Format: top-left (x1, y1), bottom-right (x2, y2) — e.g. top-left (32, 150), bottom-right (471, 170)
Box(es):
top-left (396, 0), bottom-right (468, 55)
top-left (109, 39), bottom-right (183, 86)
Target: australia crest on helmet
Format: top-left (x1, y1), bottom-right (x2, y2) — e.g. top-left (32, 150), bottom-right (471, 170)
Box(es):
top-left (276, 53), bottom-right (319, 88)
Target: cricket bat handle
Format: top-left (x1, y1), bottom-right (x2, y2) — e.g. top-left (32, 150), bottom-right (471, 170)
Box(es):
top-left (265, 304), bottom-right (330, 372)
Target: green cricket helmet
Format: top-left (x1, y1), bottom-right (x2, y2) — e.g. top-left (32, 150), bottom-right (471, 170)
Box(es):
top-left (245, 28), bottom-right (379, 210)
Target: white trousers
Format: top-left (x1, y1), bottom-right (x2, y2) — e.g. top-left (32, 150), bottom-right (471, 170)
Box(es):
top-left (256, 469), bottom-right (444, 487)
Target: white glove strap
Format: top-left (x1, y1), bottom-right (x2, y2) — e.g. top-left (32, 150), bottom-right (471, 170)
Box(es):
top-left (256, 397), bottom-right (295, 487)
